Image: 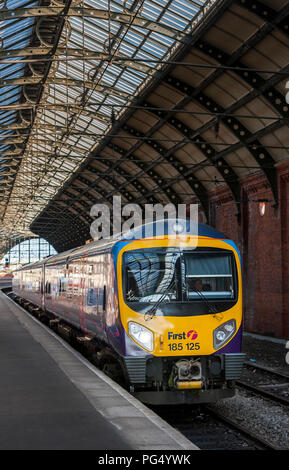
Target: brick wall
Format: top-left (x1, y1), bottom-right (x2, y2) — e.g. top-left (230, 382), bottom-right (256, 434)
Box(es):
top-left (205, 163), bottom-right (289, 339)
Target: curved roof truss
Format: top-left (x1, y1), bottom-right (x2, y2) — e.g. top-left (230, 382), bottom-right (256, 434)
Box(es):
top-left (1, 0), bottom-right (289, 253)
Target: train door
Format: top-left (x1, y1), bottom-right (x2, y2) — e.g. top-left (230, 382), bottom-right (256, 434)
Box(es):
top-left (41, 264), bottom-right (45, 310)
top-left (83, 252), bottom-right (107, 340)
top-left (79, 254), bottom-right (88, 334)
top-left (95, 253), bottom-right (107, 339)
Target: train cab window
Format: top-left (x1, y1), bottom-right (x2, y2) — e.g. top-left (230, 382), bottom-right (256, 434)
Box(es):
top-left (183, 252), bottom-right (235, 300)
top-left (124, 249), bottom-right (237, 306)
top-left (124, 251), bottom-right (180, 302)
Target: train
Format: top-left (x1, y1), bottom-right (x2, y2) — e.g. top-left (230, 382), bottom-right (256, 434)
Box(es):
top-left (12, 219), bottom-right (245, 404)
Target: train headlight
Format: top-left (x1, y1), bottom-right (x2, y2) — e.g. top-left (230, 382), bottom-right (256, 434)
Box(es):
top-left (128, 322), bottom-right (154, 351)
top-left (213, 319), bottom-right (236, 349)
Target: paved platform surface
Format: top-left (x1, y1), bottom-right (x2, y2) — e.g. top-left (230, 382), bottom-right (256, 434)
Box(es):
top-left (0, 291), bottom-right (197, 450)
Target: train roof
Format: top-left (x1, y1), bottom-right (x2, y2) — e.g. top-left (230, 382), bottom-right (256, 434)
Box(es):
top-left (15, 220), bottom-right (230, 271)
top-left (119, 220), bottom-right (229, 241)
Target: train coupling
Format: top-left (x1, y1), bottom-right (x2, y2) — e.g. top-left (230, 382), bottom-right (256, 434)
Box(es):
top-left (172, 358), bottom-right (203, 390)
top-left (176, 381), bottom-right (202, 390)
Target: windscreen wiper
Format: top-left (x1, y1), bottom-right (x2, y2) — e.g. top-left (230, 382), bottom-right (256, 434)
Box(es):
top-left (144, 277), bottom-right (176, 321)
top-left (192, 286), bottom-right (217, 315)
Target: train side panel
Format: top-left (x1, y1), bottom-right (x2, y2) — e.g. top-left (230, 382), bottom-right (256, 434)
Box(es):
top-left (14, 266), bottom-right (43, 308)
top-left (42, 250), bottom-right (115, 347)
top-left (81, 252), bottom-right (110, 341)
top-left (12, 269), bottom-right (21, 296)
top-left (44, 259), bottom-right (79, 328)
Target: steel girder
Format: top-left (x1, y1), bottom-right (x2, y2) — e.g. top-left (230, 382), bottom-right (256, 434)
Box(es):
top-left (30, 0), bottom-right (289, 249)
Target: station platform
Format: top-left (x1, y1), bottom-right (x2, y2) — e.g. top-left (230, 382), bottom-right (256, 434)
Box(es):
top-left (0, 291), bottom-right (197, 450)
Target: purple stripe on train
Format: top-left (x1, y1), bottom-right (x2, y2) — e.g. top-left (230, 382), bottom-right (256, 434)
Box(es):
top-left (213, 325), bottom-right (243, 355)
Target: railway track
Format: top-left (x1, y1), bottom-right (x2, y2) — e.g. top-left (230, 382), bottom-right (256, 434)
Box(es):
top-left (155, 362), bottom-right (289, 450)
top-left (204, 406), bottom-right (280, 450)
top-left (244, 361), bottom-right (289, 378)
top-left (237, 361), bottom-right (289, 406)
top-left (153, 404), bottom-right (279, 450)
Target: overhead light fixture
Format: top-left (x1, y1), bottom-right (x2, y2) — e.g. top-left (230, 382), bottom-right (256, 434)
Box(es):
top-left (259, 202), bottom-right (266, 217)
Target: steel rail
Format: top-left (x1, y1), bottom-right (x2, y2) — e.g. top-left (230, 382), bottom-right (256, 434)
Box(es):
top-left (205, 406), bottom-right (281, 450)
top-left (237, 380), bottom-right (289, 407)
top-left (244, 361), bottom-right (289, 379)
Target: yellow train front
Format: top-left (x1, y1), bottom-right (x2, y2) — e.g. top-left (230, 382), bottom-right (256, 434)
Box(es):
top-left (114, 220), bottom-right (245, 404)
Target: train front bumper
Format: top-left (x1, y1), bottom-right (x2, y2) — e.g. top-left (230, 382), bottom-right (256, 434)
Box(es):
top-left (123, 353), bottom-right (246, 404)
top-left (132, 388), bottom-right (236, 405)
top-left (123, 353), bottom-right (246, 387)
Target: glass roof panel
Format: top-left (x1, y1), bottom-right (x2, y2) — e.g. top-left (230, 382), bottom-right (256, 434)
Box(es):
top-left (1, 0), bottom-right (216, 243)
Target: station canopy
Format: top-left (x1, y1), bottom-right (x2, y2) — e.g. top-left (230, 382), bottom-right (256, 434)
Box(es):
top-left (1, 0), bottom-right (289, 254)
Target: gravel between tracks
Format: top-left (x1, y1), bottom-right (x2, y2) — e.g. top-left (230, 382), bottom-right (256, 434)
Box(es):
top-left (211, 389), bottom-right (289, 449)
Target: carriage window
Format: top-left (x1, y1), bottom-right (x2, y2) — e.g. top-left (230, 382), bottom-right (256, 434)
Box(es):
top-left (45, 282), bottom-right (51, 294)
top-left (184, 253), bottom-right (235, 300)
top-left (58, 278), bottom-right (67, 292)
top-left (88, 264), bottom-right (94, 274)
